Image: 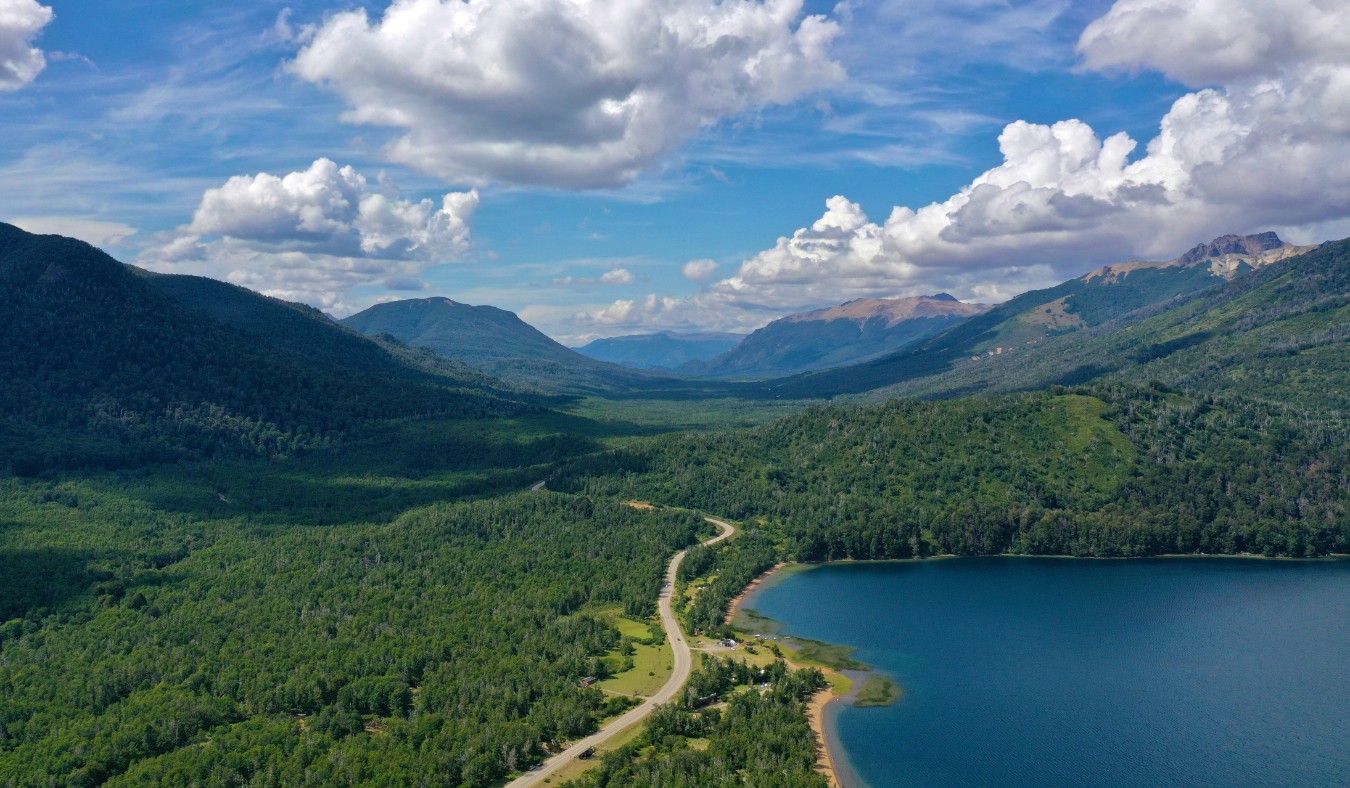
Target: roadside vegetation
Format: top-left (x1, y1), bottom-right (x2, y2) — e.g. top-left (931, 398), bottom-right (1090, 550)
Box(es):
top-left (0, 475), bottom-right (704, 785)
top-left (563, 658), bottom-right (828, 788)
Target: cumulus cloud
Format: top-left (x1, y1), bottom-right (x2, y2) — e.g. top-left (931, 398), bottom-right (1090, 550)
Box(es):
top-left (576, 0), bottom-right (1350, 331)
top-left (0, 0), bottom-right (52, 91)
top-left (576, 292), bottom-right (763, 333)
top-left (293, 0), bottom-right (843, 188)
top-left (1078, 0), bottom-right (1350, 85)
top-left (600, 267), bottom-right (636, 286)
top-left (552, 266), bottom-right (636, 287)
top-left (142, 159), bottom-right (478, 312)
top-left (682, 259), bottom-right (719, 282)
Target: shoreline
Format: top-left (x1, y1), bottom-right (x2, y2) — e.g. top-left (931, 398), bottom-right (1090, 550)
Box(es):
top-left (727, 565), bottom-right (849, 787)
top-left (806, 687), bottom-right (843, 788)
top-left (722, 562), bottom-right (788, 625)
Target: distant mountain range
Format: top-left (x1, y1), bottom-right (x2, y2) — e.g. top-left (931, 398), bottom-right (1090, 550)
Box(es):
top-left (6, 222), bottom-right (1342, 478)
top-left (574, 331), bottom-right (744, 370)
top-left (0, 223), bottom-right (523, 474)
top-left (760, 232), bottom-right (1333, 400)
top-left (685, 294), bottom-right (988, 378)
top-left (341, 297), bottom-right (691, 395)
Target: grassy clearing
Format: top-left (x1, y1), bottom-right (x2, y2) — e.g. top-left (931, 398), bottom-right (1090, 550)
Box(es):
top-left (564, 396), bottom-right (818, 435)
top-left (823, 671), bottom-right (854, 696)
top-left (542, 718), bottom-right (649, 785)
top-left (730, 607), bottom-right (784, 636)
top-left (610, 614), bottom-right (654, 641)
top-left (1047, 394), bottom-right (1135, 458)
top-left (854, 675), bottom-right (901, 707)
top-left (782, 636), bottom-right (868, 672)
top-left (597, 642), bottom-right (672, 697)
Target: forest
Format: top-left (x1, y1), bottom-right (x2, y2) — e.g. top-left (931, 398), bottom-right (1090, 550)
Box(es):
top-left (555, 385), bottom-right (1349, 560)
top-left (564, 658), bottom-right (828, 787)
top-left (0, 475), bottom-right (707, 785)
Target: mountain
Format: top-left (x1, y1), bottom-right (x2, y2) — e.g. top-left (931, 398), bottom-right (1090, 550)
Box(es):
top-left (136, 271), bottom-right (511, 391)
top-left (866, 236), bottom-right (1350, 407)
top-left (0, 223), bottom-right (523, 474)
top-left (341, 297), bottom-right (686, 395)
top-left (574, 331), bottom-right (744, 370)
top-left (762, 232), bottom-right (1320, 398)
top-left (688, 294), bottom-right (988, 378)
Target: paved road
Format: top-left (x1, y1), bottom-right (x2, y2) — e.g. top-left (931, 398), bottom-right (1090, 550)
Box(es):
top-left (508, 516), bottom-right (736, 786)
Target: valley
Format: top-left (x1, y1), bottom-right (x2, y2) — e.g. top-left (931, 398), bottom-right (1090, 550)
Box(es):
top-left (2, 224), bottom-right (1348, 786)
top-left (9, 2), bottom-right (1350, 784)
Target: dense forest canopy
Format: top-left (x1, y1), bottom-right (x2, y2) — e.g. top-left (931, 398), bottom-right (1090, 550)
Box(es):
top-left (0, 223), bottom-right (527, 476)
top-left (556, 385), bottom-right (1349, 559)
top-left (0, 483), bottom-right (704, 785)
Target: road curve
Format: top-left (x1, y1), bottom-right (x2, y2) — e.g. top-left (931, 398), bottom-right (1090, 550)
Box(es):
top-left (508, 515), bottom-right (736, 786)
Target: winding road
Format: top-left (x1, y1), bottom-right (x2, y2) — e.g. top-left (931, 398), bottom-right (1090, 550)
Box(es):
top-left (508, 515), bottom-right (736, 786)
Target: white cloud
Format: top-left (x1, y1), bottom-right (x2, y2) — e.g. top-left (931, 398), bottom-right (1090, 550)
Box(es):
top-left (578, 292), bottom-right (732, 329)
top-left (552, 266), bottom-right (636, 287)
top-left (0, 0), bottom-right (52, 91)
top-left (292, 0), bottom-right (844, 189)
top-left (1078, 0), bottom-right (1350, 86)
top-left (9, 216), bottom-right (137, 248)
top-left (571, 0), bottom-right (1350, 334)
top-left (599, 267), bottom-right (635, 286)
top-left (141, 158), bottom-right (478, 312)
top-left (682, 258), bottom-right (719, 282)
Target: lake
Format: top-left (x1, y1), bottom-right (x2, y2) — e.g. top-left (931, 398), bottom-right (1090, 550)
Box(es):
top-left (748, 557), bottom-right (1350, 787)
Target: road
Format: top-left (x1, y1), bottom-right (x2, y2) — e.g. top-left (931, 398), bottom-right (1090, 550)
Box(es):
top-left (507, 515), bottom-right (736, 786)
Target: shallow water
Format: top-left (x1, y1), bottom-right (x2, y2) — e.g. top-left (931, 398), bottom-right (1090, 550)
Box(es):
top-left (750, 557), bottom-right (1350, 787)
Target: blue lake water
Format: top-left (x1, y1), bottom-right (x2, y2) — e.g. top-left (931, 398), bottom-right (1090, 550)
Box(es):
top-left (749, 558), bottom-right (1350, 787)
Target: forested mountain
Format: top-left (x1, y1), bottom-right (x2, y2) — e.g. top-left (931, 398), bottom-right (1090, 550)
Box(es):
top-left (557, 384), bottom-right (1350, 560)
top-left (136, 271), bottom-right (513, 393)
top-left (575, 331), bottom-right (744, 370)
top-left (689, 294), bottom-right (987, 378)
top-left (342, 297), bottom-right (690, 394)
top-left (853, 236), bottom-right (1350, 405)
top-left (0, 224), bottom-right (523, 474)
top-left (760, 232), bottom-right (1322, 398)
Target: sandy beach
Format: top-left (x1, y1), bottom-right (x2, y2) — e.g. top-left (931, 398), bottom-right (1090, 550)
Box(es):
top-left (723, 561), bottom-right (787, 625)
top-left (726, 561), bottom-right (848, 787)
top-left (807, 686), bottom-right (843, 787)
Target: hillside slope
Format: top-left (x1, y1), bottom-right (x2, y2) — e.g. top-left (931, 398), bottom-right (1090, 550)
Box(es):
top-left (0, 224), bottom-right (522, 473)
top-left (560, 383), bottom-right (1349, 559)
top-left (761, 233), bottom-right (1320, 399)
top-left (138, 272), bottom-right (511, 392)
top-left (691, 294), bottom-right (987, 378)
top-left (866, 237), bottom-right (1350, 407)
top-left (342, 298), bottom-right (688, 395)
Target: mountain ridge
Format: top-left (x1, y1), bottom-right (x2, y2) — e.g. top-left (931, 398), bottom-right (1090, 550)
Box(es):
top-left (341, 297), bottom-right (691, 395)
top-left (688, 294), bottom-right (988, 378)
top-left (757, 232), bottom-right (1338, 401)
top-left (574, 330), bottom-right (744, 370)
top-left (0, 223), bottom-right (522, 474)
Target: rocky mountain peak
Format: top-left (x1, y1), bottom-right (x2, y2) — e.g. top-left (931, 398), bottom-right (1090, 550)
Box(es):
top-left (1179, 232), bottom-right (1285, 264)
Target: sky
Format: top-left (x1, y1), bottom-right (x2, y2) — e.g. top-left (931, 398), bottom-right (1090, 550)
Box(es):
top-left (4, 0), bottom-right (1350, 344)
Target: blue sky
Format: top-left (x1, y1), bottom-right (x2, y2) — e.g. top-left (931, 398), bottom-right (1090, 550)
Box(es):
top-left (4, 0), bottom-right (1350, 343)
